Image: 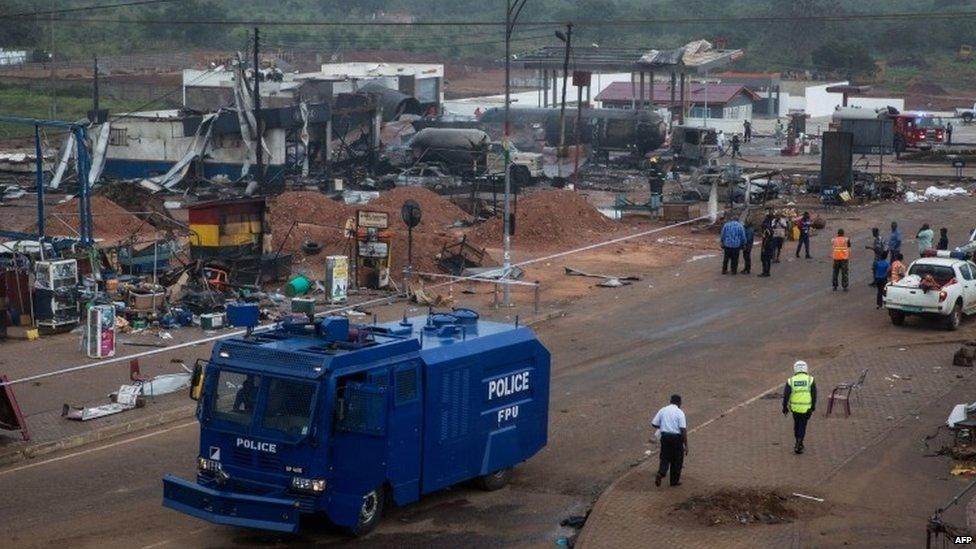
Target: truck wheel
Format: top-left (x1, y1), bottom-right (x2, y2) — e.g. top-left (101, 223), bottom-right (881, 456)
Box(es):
top-left (348, 486), bottom-right (385, 537)
top-left (946, 303), bottom-right (963, 331)
top-left (889, 310), bottom-right (905, 326)
top-left (476, 468), bottom-right (513, 491)
top-left (509, 165), bottom-right (531, 188)
top-left (964, 113), bottom-right (974, 124)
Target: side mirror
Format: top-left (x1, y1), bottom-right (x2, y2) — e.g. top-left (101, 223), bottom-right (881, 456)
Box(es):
top-left (189, 360), bottom-right (206, 401)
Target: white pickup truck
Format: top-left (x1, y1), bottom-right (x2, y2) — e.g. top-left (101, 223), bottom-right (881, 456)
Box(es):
top-left (955, 103), bottom-right (976, 123)
top-left (884, 257), bottom-right (976, 330)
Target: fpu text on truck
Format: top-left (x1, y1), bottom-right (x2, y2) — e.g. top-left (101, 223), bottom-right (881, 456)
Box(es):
top-left (162, 309), bottom-right (551, 535)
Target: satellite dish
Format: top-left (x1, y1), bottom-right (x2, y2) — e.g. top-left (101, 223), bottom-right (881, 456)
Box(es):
top-left (401, 199), bottom-right (422, 229)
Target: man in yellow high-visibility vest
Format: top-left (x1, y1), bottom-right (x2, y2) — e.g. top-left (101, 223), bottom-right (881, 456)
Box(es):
top-left (782, 360), bottom-right (817, 454)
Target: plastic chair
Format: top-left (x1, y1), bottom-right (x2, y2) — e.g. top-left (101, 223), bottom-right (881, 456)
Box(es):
top-left (826, 369), bottom-right (868, 417)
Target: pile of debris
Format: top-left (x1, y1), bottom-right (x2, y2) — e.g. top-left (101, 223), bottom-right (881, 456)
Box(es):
top-left (670, 488), bottom-right (810, 526)
top-left (27, 195), bottom-right (157, 245)
top-left (469, 189), bottom-right (617, 251)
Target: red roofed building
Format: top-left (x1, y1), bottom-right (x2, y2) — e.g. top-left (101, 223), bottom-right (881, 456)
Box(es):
top-left (595, 82), bottom-right (759, 129)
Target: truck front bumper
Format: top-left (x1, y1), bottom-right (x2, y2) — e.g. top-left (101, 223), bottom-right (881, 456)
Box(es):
top-left (162, 474), bottom-right (301, 533)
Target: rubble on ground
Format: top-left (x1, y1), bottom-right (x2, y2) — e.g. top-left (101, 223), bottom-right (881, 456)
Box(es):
top-left (670, 488), bottom-right (814, 526)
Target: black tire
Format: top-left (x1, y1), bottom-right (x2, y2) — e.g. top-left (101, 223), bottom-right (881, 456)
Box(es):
top-left (509, 165), bottom-right (531, 188)
top-left (347, 486), bottom-right (385, 537)
top-left (964, 113), bottom-right (974, 124)
top-left (476, 468), bottom-right (513, 491)
top-left (946, 303), bottom-right (963, 331)
top-left (889, 310), bottom-right (905, 326)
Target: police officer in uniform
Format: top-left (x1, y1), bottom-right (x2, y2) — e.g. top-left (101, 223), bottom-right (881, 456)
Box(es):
top-left (782, 361), bottom-right (817, 454)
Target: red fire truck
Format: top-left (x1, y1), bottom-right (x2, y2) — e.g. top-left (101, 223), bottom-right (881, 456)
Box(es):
top-left (892, 112), bottom-right (945, 152)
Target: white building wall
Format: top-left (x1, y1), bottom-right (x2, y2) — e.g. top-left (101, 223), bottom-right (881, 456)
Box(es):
top-left (105, 116), bottom-right (286, 165)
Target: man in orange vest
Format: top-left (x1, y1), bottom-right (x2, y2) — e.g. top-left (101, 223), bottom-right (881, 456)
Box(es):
top-left (832, 229), bottom-right (851, 291)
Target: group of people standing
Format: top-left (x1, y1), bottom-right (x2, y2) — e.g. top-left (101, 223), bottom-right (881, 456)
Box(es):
top-left (720, 211), bottom-right (813, 278)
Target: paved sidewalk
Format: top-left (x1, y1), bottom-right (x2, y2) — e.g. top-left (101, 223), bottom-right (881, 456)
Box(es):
top-left (577, 343), bottom-right (973, 548)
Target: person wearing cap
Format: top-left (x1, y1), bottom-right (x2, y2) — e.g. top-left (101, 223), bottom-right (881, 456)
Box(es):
top-left (782, 361), bottom-right (817, 454)
top-left (651, 394), bottom-right (688, 487)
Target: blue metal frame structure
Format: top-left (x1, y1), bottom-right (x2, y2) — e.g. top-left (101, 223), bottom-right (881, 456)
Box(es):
top-left (0, 116), bottom-right (92, 247)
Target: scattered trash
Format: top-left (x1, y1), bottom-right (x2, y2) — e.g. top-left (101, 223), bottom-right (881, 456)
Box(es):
top-left (62, 384), bottom-right (141, 421)
top-left (792, 493), bottom-right (824, 503)
top-left (951, 465), bottom-right (976, 476)
top-left (687, 254), bottom-right (718, 263)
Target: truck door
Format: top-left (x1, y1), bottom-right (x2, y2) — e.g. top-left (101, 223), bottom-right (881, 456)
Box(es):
top-left (332, 378), bottom-right (389, 501)
top-left (387, 361), bottom-right (423, 504)
top-left (961, 263), bottom-right (976, 312)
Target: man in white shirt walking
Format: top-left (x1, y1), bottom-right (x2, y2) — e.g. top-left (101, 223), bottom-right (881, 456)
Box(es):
top-left (651, 394), bottom-right (688, 487)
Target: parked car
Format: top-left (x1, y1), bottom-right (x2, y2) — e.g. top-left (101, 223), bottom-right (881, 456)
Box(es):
top-left (394, 164), bottom-right (463, 192)
top-left (884, 257), bottom-right (976, 330)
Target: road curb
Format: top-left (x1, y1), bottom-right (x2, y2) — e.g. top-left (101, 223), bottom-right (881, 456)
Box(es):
top-left (0, 403), bottom-right (197, 468)
top-left (525, 309), bottom-right (566, 327)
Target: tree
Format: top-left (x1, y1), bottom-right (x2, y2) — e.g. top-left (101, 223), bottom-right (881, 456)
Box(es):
top-left (811, 40), bottom-right (877, 80)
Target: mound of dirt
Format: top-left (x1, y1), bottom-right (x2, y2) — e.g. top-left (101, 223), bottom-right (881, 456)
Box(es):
top-left (671, 489), bottom-right (808, 527)
top-left (268, 191), bottom-right (353, 258)
top-left (268, 189), bottom-right (484, 282)
top-left (468, 189), bottom-right (617, 251)
top-left (365, 187), bottom-right (471, 232)
top-left (26, 195), bottom-right (155, 245)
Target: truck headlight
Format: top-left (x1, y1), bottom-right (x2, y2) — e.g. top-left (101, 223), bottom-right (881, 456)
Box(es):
top-left (291, 477), bottom-right (326, 493)
top-left (197, 457), bottom-right (223, 473)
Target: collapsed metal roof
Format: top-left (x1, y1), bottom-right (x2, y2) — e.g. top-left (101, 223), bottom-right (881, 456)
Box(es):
top-left (515, 40), bottom-right (743, 74)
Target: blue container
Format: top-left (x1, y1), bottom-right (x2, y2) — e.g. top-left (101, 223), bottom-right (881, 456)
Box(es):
top-left (226, 303), bottom-right (260, 328)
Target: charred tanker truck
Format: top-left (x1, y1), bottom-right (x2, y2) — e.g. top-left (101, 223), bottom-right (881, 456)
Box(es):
top-left (162, 310), bottom-right (551, 535)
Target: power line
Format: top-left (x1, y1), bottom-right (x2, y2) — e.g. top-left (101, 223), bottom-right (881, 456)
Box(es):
top-left (3, 0), bottom-right (183, 18)
top-left (48, 10), bottom-right (976, 27)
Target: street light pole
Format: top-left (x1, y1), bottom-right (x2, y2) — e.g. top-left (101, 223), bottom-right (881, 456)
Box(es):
top-left (502, 0), bottom-right (527, 307)
top-left (555, 24), bottom-right (573, 180)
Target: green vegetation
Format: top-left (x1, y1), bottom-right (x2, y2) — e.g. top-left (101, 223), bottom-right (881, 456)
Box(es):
top-left (0, 84), bottom-right (152, 138)
top-left (1, 1), bottom-right (976, 89)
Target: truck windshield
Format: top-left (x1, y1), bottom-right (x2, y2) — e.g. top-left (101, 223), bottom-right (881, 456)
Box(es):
top-left (261, 378), bottom-right (316, 439)
top-left (916, 117), bottom-right (943, 128)
top-left (212, 370), bottom-right (260, 429)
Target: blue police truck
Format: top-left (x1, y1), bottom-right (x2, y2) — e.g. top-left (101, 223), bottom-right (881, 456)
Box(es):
top-left (162, 309), bottom-right (550, 535)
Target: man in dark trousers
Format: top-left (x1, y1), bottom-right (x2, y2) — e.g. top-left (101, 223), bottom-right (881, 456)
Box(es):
top-left (651, 394), bottom-right (688, 487)
top-left (742, 221), bottom-right (756, 274)
top-left (947, 121), bottom-right (954, 146)
top-left (782, 361), bottom-right (817, 454)
top-left (743, 119), bottom-right (752, 142)
top-left (730, 134), bottom-right (743, 159)
top-left (720, 218), bottom-right (746, 275)
top-left (758, 213), bottom-right (775, 277)
top-left (795, 211), bottom-right (812, 259)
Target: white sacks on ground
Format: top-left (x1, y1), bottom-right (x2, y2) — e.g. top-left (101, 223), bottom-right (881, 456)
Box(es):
top-left (905, 186), bottom-right (969, 203)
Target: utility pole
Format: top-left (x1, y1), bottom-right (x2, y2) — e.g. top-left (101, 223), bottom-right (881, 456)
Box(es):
top-left (253, 27), bottom-right (264, 187)
top-left (92, 56), bottom-right (99, 119)
top-left (555, 23), bottom-right (573, 180)
top-left (502, 0), bottom-right (527, 307)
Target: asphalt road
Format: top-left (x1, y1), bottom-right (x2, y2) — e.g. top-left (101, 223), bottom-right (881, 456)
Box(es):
top-left (1, 198), bottom-right (973, 548)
